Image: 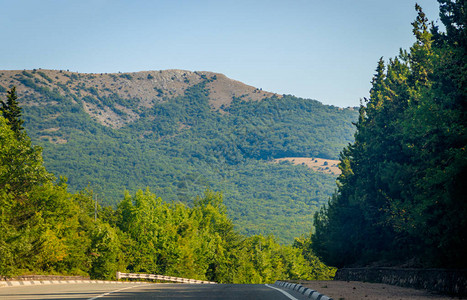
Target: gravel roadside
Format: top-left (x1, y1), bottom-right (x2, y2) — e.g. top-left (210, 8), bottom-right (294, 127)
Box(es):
top-left (297, 280), bottom-right (465, 300)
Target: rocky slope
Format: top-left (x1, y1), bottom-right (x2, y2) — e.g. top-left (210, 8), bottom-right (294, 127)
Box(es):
top-left (0, 69), bottom-right (277, 128)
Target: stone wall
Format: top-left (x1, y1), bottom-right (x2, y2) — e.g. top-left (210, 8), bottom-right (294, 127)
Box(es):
top-left (334, 268), bottom-right (467, 296)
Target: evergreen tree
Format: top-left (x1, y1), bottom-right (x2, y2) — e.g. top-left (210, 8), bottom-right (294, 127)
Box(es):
top-left (0, 87), bottom-right (24, 136)
top-left (312, 2), bottom-right (467, 268)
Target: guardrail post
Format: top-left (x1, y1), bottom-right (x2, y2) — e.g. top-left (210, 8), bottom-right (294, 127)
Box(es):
top-left (116, 272), bottom-right (121, 280)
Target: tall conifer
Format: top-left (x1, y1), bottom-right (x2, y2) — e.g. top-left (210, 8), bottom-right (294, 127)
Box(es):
top-left (0, 87), bottom-right (24, 136)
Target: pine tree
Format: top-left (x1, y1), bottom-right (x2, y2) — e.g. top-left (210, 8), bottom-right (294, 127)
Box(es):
top-left (0, 87), bottom-right (24, 136)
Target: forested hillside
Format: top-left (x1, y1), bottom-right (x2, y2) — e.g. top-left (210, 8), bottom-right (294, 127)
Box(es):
top-left (0, 100), bottom-right (335, 280)
top-left (312, 1), bottom-right (466, 268)
top-left (0, 69), bottom-right (358, 242)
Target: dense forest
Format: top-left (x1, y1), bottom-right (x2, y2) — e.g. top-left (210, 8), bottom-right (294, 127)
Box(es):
top-left (0, 97), bottom-right (335, 281)
top-left (312, 1), bottom-right (466, 268)
top-left (0, 69), bottom-right (358, 242)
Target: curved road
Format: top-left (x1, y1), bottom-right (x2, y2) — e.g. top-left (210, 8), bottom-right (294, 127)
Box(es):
top-left (0, 282), bottom-right (310, 299)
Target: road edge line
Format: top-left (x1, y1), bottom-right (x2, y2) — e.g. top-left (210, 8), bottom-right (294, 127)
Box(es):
top-left (88, 283), bottom-right (153, 300)
top-left (265, 283), bottom-right (300, 300)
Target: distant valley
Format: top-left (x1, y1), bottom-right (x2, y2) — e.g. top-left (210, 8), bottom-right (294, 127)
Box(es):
top-left (0, 69), bottom-right (358, 242)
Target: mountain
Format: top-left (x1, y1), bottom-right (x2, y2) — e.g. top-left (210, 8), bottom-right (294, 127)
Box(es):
top-left (0, 69), bottom-right (358, 243)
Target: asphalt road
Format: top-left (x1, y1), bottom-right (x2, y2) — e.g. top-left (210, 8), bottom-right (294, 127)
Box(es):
top-left (0, 282), bottom-right (311, 299)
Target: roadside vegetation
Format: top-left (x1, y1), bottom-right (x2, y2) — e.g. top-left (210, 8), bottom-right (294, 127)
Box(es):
top-left (311, 1), bottom-right (466, 268)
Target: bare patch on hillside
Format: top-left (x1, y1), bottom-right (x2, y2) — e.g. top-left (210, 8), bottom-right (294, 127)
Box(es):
top-left (42, 127), bottom-right (60, 132)
top-left (274, 157), bottom-right (341, 175)
top-left (203, 72), bottom-right (279, 112)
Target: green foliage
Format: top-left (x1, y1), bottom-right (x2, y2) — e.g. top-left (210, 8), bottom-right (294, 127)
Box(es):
top-left (0, 113), bottom-right (89, 276)
top-left (37, 71), bottom-right (53, 83)
top-left (0, 114), bottom-right (52, 199)
top-left (89, 223), bottom-right (120, 279)
top-left (312, 2), bottom-right (467, 268)
top-left (0, 87), bottom-right (24, 136)
top-left (119, 74), bottom-right (133, 80)
top-left (113, 189), bottom-right (335, 283)
top-left (12, 74), bottom-right (357, 242)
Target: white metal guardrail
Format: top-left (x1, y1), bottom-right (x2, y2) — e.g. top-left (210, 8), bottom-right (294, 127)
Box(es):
top-left (116, 272), bottom-right (216, 284)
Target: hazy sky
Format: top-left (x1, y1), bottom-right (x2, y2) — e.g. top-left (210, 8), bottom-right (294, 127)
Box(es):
top-left (1, 0), bottom-right (442, 107)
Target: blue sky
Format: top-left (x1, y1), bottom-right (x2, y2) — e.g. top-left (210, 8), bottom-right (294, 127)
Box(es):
top-left (1, 0), bottom-right (441, 107)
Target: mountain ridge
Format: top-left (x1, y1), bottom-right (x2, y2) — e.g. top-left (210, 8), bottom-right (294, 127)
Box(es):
top-left (0, 69), bottom-right (280, 128)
